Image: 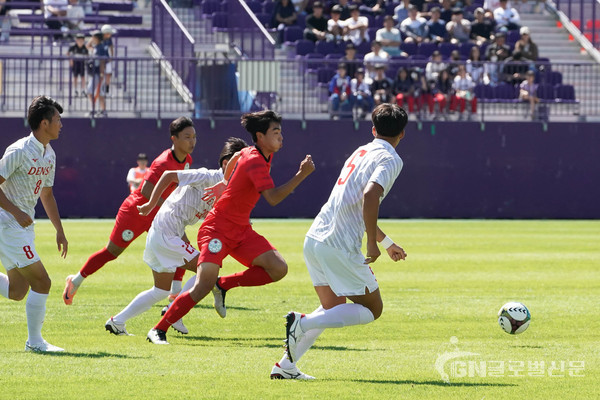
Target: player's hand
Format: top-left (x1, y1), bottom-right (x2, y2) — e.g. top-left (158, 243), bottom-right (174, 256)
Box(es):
top-left (365, 241), bottom-right (380, 264)
top-left (386, 243), bottom-right (406, 262)
top-left (203, 181), bottom-right (227, 202)
top-left (137, 202), bottom-right (153, 216)
top-left (56, 231), bottom-right (68, 258)
top-left (13, 209), bottom-right (33, 228)
top-left (298, 155), bottom-right (315, 177)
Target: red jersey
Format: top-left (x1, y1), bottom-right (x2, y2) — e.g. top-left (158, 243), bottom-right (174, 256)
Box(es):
top-left (209, 146), bottom-right (274, 226)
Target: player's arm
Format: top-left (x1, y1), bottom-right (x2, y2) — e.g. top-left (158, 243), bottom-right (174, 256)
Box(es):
top-left (0, 176), bottom-right (33, 227)
top-left (363, 181), bottom-right (383, 264)
top-left (261, 155), bottom-right (315, 206)
top-left (137, 171), bottom-right (179, 215)
top-left (39, 186), bottom-right (68, 258)
top-left (376, 225), bottom-right (407, 262)
top-left (202, 151), bottom-right (242, 201)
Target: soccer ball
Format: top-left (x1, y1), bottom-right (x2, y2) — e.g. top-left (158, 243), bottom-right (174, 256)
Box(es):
top-left (498, 302), bottom-right (531, 334)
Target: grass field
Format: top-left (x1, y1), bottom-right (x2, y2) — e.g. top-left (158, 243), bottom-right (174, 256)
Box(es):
top-left (0, 219), bottom-right (598, 400)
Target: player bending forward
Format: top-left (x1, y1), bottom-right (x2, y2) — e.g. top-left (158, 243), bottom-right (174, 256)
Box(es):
top-left (271, 103), bottom-right (408, 380)
top-left (0, 96), bottom-right (69, 352)
top-left (105, 138), bottom-right (247, 336)
top-left (63, 117), bottom-right (196, 305)
top-left (147, 110), bottom-right (315, 345)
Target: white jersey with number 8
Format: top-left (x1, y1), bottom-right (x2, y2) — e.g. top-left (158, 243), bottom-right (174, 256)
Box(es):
top-left (307, 138), bottom-right (403, 254)
top-left (0, 133), bottom-right (55, 228)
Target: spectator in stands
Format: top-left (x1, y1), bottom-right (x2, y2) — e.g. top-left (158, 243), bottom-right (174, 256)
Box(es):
top-left (425, 7), bottom-right (447, 43)
top-left (344, 5), bottom-right (369, 46)
top-left (43, 0), bottom-right (68, 41)
top-left (335, 0), bottom-right (351, 19)
top-left (364, 40), bottom-right (390, 78)
top-left (65, 0), bottom-right (85, 31)
top-left (0, 0), bottom-right (11, 42)
top-left (429, 68), bottom-right (454, 119)
top-left (329, 63), bottom-right (353, 119)
top-left (514, 26), bottom-right (538, 61)
top-left (470, 7), bottom-right (495, 46)
top-left (440, 0), bottom-right (453, 23)
top-left (393, 67), bottom-right (416, 112)
top-left (452, 64), bottom-right (476, 120)
top-left (393, 0), bottom-right (411, 26)
top-left (370, 64), bottom-right (393, 105)
top-left (350, 67), bottom-right (374, 118)
top-left (425, 50), bottom-right (447, 82)
top-left (502, 50), bottom-right (530, 85)
top-left (327, 5), bottom-right (346, 43)
top-left (448, 49), bottom-right (462, 75)
top-left (376, 15), bottom-right (403, 56)
top-left (67, 32), bottom-right (88, 97)
top-left (86, 31), bottom-right (107, 117)
top-left (272, 0), bottom-right (297, 39)
top-left (483, 0), bottom-right (510, 12)
top-left (304, 1), bottom-right (328, 42)
top-left (493, 0), bottom-right (520, 31)
top-left (519, 70), bottom-right (539, 119)
top-left (101, 24), bottom-right (116, 96)
top-left (355, 0), bottom-right (385, 16)
top-left (446, 8), bottom-right (471, 44)
top-left (340, 42), bottom-right (360, 79)
top-left (466, 45), bottom-right (485, 83)
top-left (485, 31), bottom-right (511, 84)
top-left (291, 0), bottom-right (307, 14)
top-left (400, 5), bottom-right (427, 44)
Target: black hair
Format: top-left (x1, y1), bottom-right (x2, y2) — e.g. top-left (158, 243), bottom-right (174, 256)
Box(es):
top-left (27, 95), bottom-right (63, 131)
top-left (371, 103), bottom-right (408, 138)
top-left (219, 137), bottom-right (249, 168)
top-left (169, 116), bottom-right (194, 137)
top-left (240, 110), bottom-right (282, 143)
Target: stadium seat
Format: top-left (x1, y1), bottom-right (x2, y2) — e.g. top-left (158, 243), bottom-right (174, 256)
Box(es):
top-left (400, 41), bottom-right (417, 55)
top-left (246, 0), bottom-right (263, 13)
top-left (202, 0), bottom-right (221, 16)
top-left (296, 13), bottom-right (306, 29)
top-left (417, 42), bottom-right (438, 57)
top-left (585, 19), bottom-right (600, 30)
top-left (317, 67), bottom-right (335, 83)
top-left (536, 83), bottom-right (555, 102)
top-left (474, 83), bottom-right (494, 102)
top-left (211, 12), bottom-right (228, 32)
top-left (283, 26), bottom-right (303, 43)
top-left (459, 42), bottom-right (476, 58)
top-left (548, 71), bottom-right (563, 85)
top-left (315, 40), bottom-right (336, 56)
top-left (506, 30), bottom-right (520, 45)
top-left (255, 12), bottom-right (271, 27)
top-left (439, 42), bottom-right (459, 58)
top-left (356, 40), bottom-right (371, 55)
top-left (302, 52), bottom-right (325, 71)
top-left (494, 83), bottom-right (518, 102)
top-left (262, 0), bottom-right (275, 14)
top-left (295, 39), bottom-right (316, 56)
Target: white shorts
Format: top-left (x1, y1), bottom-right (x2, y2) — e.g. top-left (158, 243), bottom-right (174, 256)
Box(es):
top-left (0, 225), bottom-right (40, 270)
top-left (105, 61), bottom-right (113, 74)
top-left (143, 226), bottom-right (199, 273)
top-left (303, 236), bottom-right (378, 297)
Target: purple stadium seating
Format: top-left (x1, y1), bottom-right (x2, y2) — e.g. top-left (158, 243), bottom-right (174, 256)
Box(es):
top-left (303, 52), bottom-right (325, 70)
top-left (356, 40), bottom-right (371, 55)
top-left (474, 83), bottom-right (494, 102)
top-left (296, 13), bottom-right (307, 29)
top-left (459, 42), bottom-right (476, 58)
top-left (295, 39), bottom-right (316, 56)
top-left (439, 42), bottom-right (459, 58)
top-left (262, 0), bottom-right (275, 14)
top-left (246, 0), bottom-right (263, 13)
top-left (417, 42), bottom-right (438, 57)
top-left (95, 1), bottom-right (135, 11)
top-left (494, 83), bottom-right (518, 102)
top-left (283, 26), bottom-right (303, 43)
top-left (202, 0), bottom-right (221, 16)
top-left (507, 30), bottom-right (520, 45)
top-left (255, 12), bottom-right (271, 27)
top-left (317, 67), bottom-right (335, 83)
top-left (536, 83), bottom-right (555, 101)
top-left (400, 41), bottom-right (417, 55)
top-left (555, 84), bottom-right (577, 102)
top-left (211, 12), bottom-right (228, 32)
top-left (315, 40), bottom-right (337, 55)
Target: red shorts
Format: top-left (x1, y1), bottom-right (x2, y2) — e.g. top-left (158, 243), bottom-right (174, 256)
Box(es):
top-left (197, 214), bottom-right (275, 267)
top-left (109, 199), bottom-right (156, 248)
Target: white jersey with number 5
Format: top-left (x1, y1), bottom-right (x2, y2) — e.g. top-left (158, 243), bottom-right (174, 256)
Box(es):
top-left (0, 133), bottom-right (55, 228)
top-left (151, 168), bottom-right (223, 238)
top-left (307, 138), bottom-right (403, 254)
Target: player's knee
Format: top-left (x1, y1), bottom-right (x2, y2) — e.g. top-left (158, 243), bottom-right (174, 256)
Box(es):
top-left (372, 304), bottom-right (383, 320)
top-left (268, 261), bottom-right (288, 282)
top-left (9, 287), bottom-right (28, 301)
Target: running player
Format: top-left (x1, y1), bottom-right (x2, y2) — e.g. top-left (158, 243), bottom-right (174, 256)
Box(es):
top-left (147, 110), bottom-right (315, 344)
top-left (271, 103), bottom-right (408, 379)
top-left (105, 137), bottom-right (247, 336)
top-left (63, 117), bottom-right (196, 305)
top-left (0, 96), bottom-right (68, 352)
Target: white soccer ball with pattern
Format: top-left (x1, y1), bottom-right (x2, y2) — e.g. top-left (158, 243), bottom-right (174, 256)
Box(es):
top-left (498, 302), bottom-right (531, 334)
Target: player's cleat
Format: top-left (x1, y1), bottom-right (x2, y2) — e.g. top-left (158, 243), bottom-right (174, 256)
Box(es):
top-left (171, 319), bottom-right (189, 335)
top-left (285, 311), bottom-right (305, 363)
top-left (146, 328), bottom-right (169, 345)
top-left (161, 305), bottom-right (169, 316)
top-left (105, 317), bottom-right (132, 336)
top-left (25, 340), bottom-right (65, 353)
top-left (63, 275), bottom-right (78, 305)
top-left (168, 293), bottom-right (179, 302)
top-left (270, 363), bottom-right (315, 380)
top-left (211, 278), bottom-right (227, 318)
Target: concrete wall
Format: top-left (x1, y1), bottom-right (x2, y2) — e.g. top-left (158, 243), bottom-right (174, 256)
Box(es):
top-left (0, 117), bottom-right (598, 219)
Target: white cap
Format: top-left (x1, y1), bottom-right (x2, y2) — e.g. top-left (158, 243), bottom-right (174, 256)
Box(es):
top-left (101, 24), bottom-right (116, 34)
top-left (520, 26), bottom-right (530, 35)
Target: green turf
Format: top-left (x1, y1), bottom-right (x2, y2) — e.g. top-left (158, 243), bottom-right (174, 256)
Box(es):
top-left (0, 219), bottom-right (598, 399)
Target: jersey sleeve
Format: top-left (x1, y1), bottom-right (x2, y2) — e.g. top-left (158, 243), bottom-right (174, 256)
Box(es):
top-left (143, 157), bottom-right (168, 186)
top-left (369, 155), bottom-right (403, 198)
top-left (245, 155), bottom-right (274, 193)
top-left (177, 168), bottom-right (223, 188)
top-left (0, 146), bottom-right (24, 182)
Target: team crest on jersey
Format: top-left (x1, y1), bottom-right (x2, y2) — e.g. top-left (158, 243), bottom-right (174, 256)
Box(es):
top-left (208, 238), bottom-right (222, 253)
top-left (122, 229), bottom-right (134, 242)
top-left (184, 162), bottom-right (190, 170)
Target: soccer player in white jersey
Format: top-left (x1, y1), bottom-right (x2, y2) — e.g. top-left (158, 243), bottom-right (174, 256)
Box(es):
top-left (104, 137), bottom-right (248, 337)
top-left (271, 103), bottom-right (408, 379)
top-left (0, 96), bottom-right (68, 352)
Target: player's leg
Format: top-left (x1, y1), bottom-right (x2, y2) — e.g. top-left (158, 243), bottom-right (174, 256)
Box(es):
top-left (0, 268), bottom-right (29, 301)
top-left (169, 267), bottom-right (186, 301)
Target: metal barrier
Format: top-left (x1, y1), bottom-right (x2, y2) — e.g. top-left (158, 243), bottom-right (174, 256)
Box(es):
top-left (226, 0), bottom-right (275, 59)
top-left (554, 0), bottom-right (599, 48)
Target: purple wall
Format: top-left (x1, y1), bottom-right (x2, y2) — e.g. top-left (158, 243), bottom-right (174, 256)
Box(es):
top-left (0, 118), bottom-right (598, 219)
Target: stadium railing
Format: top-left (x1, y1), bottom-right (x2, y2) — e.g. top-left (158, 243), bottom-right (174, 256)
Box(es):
top-left (554, 0), bottom-right (599, 49)
top-left (225, 0), bottom-right (275, 59)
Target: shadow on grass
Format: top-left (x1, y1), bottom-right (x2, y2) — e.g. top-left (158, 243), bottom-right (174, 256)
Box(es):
top-left (311, 345), bottom-right (371, 352)
top-left (349, 379), bottom-right (517, 387)
top-left (179, 335), bottom-right (283, 349)
top-left (510, 345), bottom-right (544, 349)
top-left (152, 304), bottom-right (259, 312)
top-left (30, 351), bottom-right (146, 359)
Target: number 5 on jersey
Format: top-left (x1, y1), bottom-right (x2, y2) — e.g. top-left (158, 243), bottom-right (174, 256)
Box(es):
top-left (337, 150), bottom-right (367, 185)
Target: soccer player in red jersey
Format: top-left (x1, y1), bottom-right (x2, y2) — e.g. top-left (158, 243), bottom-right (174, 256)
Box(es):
top-left (62, 117), bottom-right (196, 305)
top-left (147, 110), bottom-right (315, 344)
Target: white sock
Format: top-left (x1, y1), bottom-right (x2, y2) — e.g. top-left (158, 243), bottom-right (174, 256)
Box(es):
top-left (71, 272), bottom-right (85, 287)
top-left (279, 306), bottom-right (325, 369)
top-left (300, 303), bottom-right (374, 331)
top-left (0, 272), bottom-right (9, 298)
top-left (182, 275), bottom-right (195, 293)
top-left (112, 286), bottom-right (169, 325)
top-left (26, 290), bottom-right (48, 345)
top-left (170, 279), bottom-right (182, 296)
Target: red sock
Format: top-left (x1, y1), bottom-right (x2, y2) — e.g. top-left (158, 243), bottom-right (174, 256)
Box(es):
top-left (80, 248), bottom-right (117, 278)
top-left (155, 291), bottom-right (197, 332)
top-left (218, 266), bottom-right (274, 291)
top-left (173, 267), bottom-right (185, 282)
